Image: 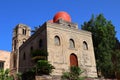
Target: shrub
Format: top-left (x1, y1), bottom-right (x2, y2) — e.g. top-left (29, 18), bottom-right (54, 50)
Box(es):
top-left (36, 60), bottom-right (55, 75)
top-left (61, 66), bottom-right (84, 80)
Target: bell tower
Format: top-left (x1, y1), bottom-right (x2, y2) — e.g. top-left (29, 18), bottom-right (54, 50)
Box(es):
top-left (11, 24), bottom-right (31, 73)
top-left (12, 24), bottom-right (31, 51)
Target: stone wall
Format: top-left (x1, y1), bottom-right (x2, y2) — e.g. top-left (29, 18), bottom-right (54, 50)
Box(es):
top-left (47, 22), bottom-right (97, 77)
top-left (0, 50), bottom-right (10, 70)
top-left (19, 25), bottom-right (47, 73)
top-left (18, 21), bottom-right (97, 77)
top-left (35, 75), bottom-right (117, 80)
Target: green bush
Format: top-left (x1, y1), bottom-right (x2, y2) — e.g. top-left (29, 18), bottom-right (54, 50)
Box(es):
top-left (0, 69), bottom-right (14, 80)
top-left (61, 66), bottom-right (84, 80)
top-left (36, 60), bottom-right (55, 75)
top-left (22, 70), bottom-right (35, 80)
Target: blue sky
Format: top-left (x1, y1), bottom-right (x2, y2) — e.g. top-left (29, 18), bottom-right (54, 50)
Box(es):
top-left (0, 0), bottom-right (120, 51)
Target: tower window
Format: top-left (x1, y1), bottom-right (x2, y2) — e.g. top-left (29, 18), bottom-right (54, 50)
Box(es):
top-left (69, 39), bottom-right (75, 48)
top-left (22, 29), bottom-right (26, 35)
top-left (22, 29), bottom-right (24, 34)
top-left (83, 41), bottom-right (88, 50)
top-left (54, 36), bottom-right (60, 46)
top-left (14, 40), bottom-right (16, 50)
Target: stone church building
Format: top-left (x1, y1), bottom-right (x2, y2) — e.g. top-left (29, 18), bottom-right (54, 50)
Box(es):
top-left (10, 11), bottom-right (97, 78)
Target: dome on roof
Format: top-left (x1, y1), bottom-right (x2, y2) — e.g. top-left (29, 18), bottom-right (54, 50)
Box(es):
top-left (53, 11), bottom-right (71, 22)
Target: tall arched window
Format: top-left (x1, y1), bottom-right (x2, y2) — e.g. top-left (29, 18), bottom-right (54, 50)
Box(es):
top-left (30, 46), bottom-right (33, 51)
top-left (83, 41), bottom-right (88, 50)
top-left (39, 39), bottom-right (43, 48)
top-left (54, 36), bottom-right (60, 46)
top-left (30, 46), bottom-right (33, 53)
top-left (23, 52), bottom-right (26, 60)
top-left (69, 39), bottom-right (75, 48)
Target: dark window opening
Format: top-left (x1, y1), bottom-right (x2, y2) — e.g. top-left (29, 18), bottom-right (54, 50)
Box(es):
top-left (83, 41), bottom-right (88, 50)
top-left (30, 46), bottom-right (33, 54)
top-left (14, 40), bottom-right (16, 50)
top-left (22, 29), bottom-right (26, 35)
top-left (39, 39), bottom-right (43, 48)
top-left (30, 46), bottom-right (33, 51)
top-left (69, 39), bottom-right (75, 48)
top-left (24, 30), bottom-right (26, 35)
top-left (54, 36), bottom-right (60, 46)
top-left (22, 29), bottom-right (24, 34)
top-left (0, 62), bottom-right (4, 69)
top-left (23, 52), bottom-right (26, 60)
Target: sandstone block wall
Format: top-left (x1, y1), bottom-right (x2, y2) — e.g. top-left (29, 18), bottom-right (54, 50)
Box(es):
top-left (0, 50), bottom-right (10, 70)
top-left (46, 22), bottom-right (97, 77)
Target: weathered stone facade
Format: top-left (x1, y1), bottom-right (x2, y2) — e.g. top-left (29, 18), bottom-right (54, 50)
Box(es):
top-left (0, 50), bottom-right (10, 70)
top-left (46, 20), bottom-right (97, 77)
top-left (10, 12), bottom-right (97, 78)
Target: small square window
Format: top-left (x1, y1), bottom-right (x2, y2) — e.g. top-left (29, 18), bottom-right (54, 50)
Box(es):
top-left (0, 62), bottom-right (4, 69)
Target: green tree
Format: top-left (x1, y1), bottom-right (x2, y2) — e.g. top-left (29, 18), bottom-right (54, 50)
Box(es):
top-left (22, 49), bottom-right (54, 80)
top-left (22, 70), bottom-right (35, 80)
top-left (81, 14), bottom-right (116, 78)
top-left (112, 38), bottom-right (120, 79)
top-left (31, 49), bottom-right (55, 75)
top-left (61, 66), bottom-right (84, 80)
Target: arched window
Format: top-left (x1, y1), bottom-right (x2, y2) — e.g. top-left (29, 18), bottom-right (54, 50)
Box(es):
top-left (70, 53), bottom-right (78, 66)
top-left (30, 46), bottom-right (33, 53)
top-left (39, 39), bottom-right (43, 48)
top-left (83, 41), bottom-right (88, 50)
top-left (30, 46), bottom-right (33, 51)
top-left (69, 39), bottom-right (75, 48)
top-left (30, 46), bottom-right (33, 57)
top-left (22, 29), bottom-right (26, 35)
top-left (23, 52), bottom-right (26, 60)
top-left (54, 36), bottom-right (60, 46)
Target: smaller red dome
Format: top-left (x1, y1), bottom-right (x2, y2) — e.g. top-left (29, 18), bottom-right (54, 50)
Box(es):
top-left (53, 11), bottom-right (71, 22)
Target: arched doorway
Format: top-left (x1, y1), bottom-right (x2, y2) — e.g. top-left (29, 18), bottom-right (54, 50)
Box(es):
top-left (70, 53), bottom-right (78, 66)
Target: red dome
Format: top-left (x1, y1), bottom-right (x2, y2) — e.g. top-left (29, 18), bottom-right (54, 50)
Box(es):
top-left (53, 11), bottom-right (71, 22)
